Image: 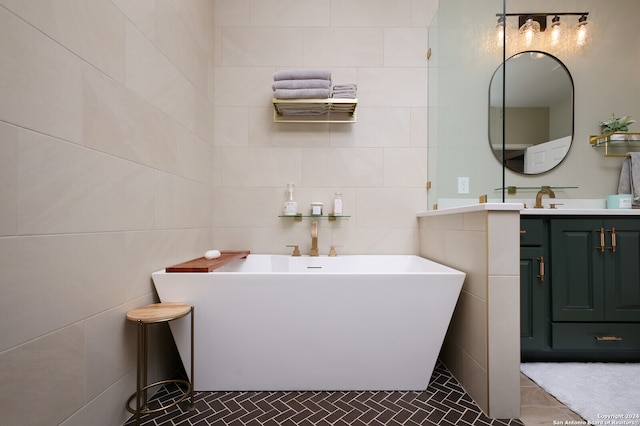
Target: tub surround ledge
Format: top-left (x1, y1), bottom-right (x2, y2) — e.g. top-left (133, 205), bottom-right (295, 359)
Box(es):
top-left (417, 202), bottom-right (523, 217)
top-left (418, 203), bottom-right (521, 419)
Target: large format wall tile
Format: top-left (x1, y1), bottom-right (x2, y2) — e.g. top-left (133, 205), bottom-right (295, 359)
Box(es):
top-left (0, 232), bottom-right (126, 351)
top-left (0, 325), bottom-right (86, 426)
top-left (17, 129), bottom-right (155, 235)
top-left (0, 7), bottom-right (83, 144)
top-left (83, 67), bottom-right (180, 174)
top-left (0, 0), bottom-right (126, 83)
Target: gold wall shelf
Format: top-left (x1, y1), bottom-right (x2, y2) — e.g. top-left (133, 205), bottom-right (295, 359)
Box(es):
top-left (272, 98), bottom-right (357, 123)
top-left (589, 132), bottom-right (640, 157)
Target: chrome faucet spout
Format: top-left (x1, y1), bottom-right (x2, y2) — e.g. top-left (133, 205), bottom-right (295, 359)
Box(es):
top-left (310, 221), bottom-right (319, 256)
top-left (534, 187), bottom-right (556, 208)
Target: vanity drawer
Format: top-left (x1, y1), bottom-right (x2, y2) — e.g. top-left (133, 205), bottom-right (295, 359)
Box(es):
top-left (520, 219), bottom-right (544, 246)
top-left (552, 322), bottom-right (640, 350)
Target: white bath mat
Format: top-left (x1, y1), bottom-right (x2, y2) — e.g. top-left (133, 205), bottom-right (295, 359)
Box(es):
top-left (521, 362), bottom-right (640, 425)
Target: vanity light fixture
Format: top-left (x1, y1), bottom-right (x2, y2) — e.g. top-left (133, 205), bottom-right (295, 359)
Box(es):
top-left (493, 12), bottom-right (591, 54)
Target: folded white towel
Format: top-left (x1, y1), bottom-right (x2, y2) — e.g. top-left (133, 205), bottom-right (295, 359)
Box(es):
top-left (274, 88), bottom-right (331, 99)
top-left (617, 152), bottom-right (640, 206)
top-left (274, 69), bottom-right (331, 81)
top-left (272, 79), bottom-right (331, 90)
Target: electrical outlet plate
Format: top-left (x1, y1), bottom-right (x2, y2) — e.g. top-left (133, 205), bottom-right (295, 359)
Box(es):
top-left (457, 177), bottom-right (469, 194)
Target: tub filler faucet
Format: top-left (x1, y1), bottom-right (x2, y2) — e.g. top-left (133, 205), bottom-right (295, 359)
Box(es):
top-left (310, 221), bottom-right (319, 256)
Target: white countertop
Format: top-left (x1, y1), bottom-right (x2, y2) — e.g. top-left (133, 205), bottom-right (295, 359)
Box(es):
top-left (417, 202), bottom-right (640, 217)
top-left (521, 208), bottom-right (640, 215)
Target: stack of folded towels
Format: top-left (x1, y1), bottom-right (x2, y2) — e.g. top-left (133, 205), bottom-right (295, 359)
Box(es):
top-left (331, 83), bottom-right (357, 99)
top-left (273, 70), bottom-right (332, 116)
top-left (272, 69), bottom-right (332, 99)
top-left (272, 70), bottom-right (357, 116)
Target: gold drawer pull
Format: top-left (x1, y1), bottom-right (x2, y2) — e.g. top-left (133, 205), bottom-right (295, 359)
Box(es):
top-left (520, 230), bottom-right (527, 235)
top-left (595, 336), bottom-right (623, 341)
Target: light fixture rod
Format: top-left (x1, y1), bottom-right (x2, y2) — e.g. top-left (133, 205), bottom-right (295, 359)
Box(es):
top-left (495, 12), bottom-right (588, 17)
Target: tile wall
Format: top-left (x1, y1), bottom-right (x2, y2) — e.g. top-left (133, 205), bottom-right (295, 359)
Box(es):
top-left (0, 1), bottom-right (215, 425)
top-left (0, 1), bottom-right (437, 424)
top-left (211, 0), bottom-right (436, 256)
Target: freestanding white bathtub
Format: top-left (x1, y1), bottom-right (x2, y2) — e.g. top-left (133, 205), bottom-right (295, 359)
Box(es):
top-left (151, 255), bottom-right (465, 391)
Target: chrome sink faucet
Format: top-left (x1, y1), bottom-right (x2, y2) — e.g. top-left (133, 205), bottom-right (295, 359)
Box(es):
top-left (534, 186), bottom-right (556, 208)
top-left (310, 221), bottom-right (319, 256)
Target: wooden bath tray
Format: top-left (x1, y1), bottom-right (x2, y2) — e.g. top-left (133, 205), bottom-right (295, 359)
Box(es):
top-left (165, 250), bottom-right (250, 273)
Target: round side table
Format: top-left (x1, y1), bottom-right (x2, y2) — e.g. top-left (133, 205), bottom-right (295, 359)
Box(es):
top-left (126, 302), bottom-right (194, 425)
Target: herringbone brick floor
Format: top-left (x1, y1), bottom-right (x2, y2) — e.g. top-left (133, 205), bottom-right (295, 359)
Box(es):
top-left (124, 361), bottom-right (524, 425)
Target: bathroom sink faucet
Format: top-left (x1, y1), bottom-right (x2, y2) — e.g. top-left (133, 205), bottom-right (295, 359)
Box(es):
top-left (310, 221), bottom-right (319, 256)
top-left (534, 187), bottom-right (556, 208)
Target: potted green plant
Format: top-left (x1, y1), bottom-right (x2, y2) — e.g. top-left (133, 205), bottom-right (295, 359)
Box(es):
top-left (600, 113), bottom-right (635, 139)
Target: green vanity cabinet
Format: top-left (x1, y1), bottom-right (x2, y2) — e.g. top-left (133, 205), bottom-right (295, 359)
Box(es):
top-left (521, 215), bottom-right (640, 361)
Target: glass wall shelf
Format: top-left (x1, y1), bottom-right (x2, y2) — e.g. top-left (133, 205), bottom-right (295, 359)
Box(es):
top-left (494, 186), bottom-right (578, 195)
top-left (278, 214), bottom-right (351, 222)
top-left (589, 132), bottom-right (640, 157)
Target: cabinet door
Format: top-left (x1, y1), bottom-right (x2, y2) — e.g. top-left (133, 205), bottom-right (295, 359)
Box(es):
top-left (521, 246), bottom-right (546, 350)
top-left (603, 219), bottom-right (640, 321)
top-left (550, 219), bottom-right (604, 321)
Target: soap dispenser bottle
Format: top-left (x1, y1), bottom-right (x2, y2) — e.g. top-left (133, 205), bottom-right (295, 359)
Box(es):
top-left (283, 183), bottom-right (298, 215)
top-left (333, 192), bottom-right (343, 216)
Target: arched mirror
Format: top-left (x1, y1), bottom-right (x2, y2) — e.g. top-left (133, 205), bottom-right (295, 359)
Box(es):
top-left (489, 51), bottom-right (574, 174)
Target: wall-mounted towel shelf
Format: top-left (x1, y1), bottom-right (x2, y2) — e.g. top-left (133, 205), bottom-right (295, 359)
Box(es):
top-left (589, 132), bottom-right (640, 157)
top-left (272, 98), bottom-right (357, 123)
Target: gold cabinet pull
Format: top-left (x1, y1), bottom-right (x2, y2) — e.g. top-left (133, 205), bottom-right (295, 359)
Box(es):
top-left (605, 228), bottom-right (617, 252)
top-left (599, 227), bottom-right (605, 252)
top-left (537, 256), bottom-right (545, 282)
top-left (595, 335), bottom-right (623, 341)
top-left (520, 230), bottom-right (527, 235)
top-left (611, 227), bottom-right (617, 252)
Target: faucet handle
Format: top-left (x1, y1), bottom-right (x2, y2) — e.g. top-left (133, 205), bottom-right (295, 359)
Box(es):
top-left (549, 203), bottom-right (563, 209)
top-left (286, 245), bottom-right (301, 256)
top-left (328, 245), bottom-right (343, 257)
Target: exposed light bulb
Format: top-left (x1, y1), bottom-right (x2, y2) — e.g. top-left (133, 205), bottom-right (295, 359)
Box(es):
top-left (549, 16), bottom-right (562, 47)
top-left (576, 15), bottom-right (590, 48)
top-left (496, 18), bottom-right (505, 45)
top-left (519, 17), bottom-right (540, 48)
top-left (487, 15), bottom-right (513, 53)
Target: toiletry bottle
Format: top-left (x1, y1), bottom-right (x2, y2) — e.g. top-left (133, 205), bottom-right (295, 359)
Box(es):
top-left (333, 192), bottom-right (343, 216)
top-left (283, 183), bottom-right (298, 215)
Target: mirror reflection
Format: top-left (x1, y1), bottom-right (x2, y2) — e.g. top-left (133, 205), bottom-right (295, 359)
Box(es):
top-left (489, 51), bottom-right (574, 174)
